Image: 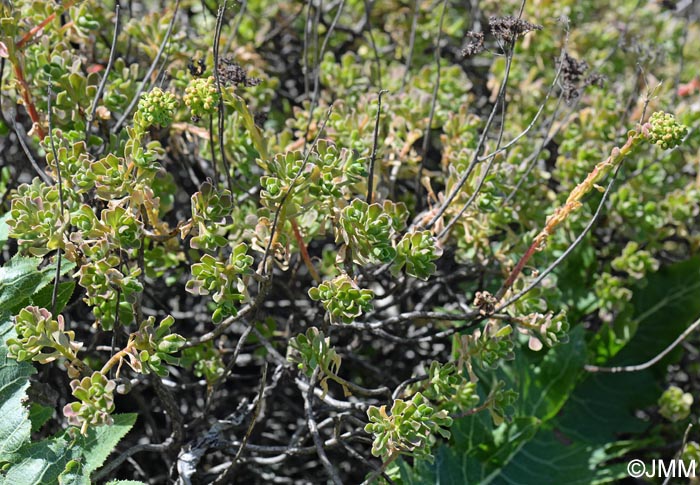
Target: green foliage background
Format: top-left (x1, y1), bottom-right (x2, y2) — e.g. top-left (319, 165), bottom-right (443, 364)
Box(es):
top-left (1, 0), bottom-right (700, 483)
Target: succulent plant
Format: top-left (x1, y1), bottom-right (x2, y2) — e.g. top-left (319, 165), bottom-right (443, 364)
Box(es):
top-left (100, 206), bottom-right (144, 250)
top-left (78, 259), bottom-right (143, 329)
top-left (659, 385), bottom-right (693, 422)
top-left (365, 392), bottom-right (453, 462)
top-left (186, 243), bottom-right (253, 323)
top-left (611, 241), bottom-right (660, 280)
top-left (456, 322), bottom-right (515, 371)
top-left (0, 0), bottom-right (697, 480)
top-left (308, 275), bottom-right (374, 324)
top-left (488, 380), bottom-right (519, 426)
top-left (392, 230), bottom-right (443, 280)
top-left (63, 371), bottom-right (117, 434)
top-left (8, 179), bottom-right (67, 256)
top-left (130, 315), bottom-right (186, 377)
top-left (180, 342), bottom-right (225, 383)
top-left (594, 272), bottom-right (633, 323)
top-left (409, 361), bottom-right (480, 415)
top-left (6, 306), bottom-right (82, 364)
top-left (186, 181), bottom-right (233, 250)
top-left (288, 327), bottom-right (347, 396)
top-left (337, 199), bottom-right (402, 265)
top-left (519, 311), bottom-right (570, 351)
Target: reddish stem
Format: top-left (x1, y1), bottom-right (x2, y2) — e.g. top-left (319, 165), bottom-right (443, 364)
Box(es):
top-left (13, 62), bottom-right (45, 139)
top-left (12, 1), bottom-right (78, 139)
top-left (291, 218), bottom-right (321, 283)
top-left (496, 239), bottom-right (539, 300)
top-left (15, 0), bottom-right (77, 50)
top-left (452, 399), bottom-right (492, 419)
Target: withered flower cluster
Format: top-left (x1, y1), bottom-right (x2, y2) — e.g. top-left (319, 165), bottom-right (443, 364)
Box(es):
top-left (217, 57), bottom-right (262, 87)
top-left (461, 31), bottom-right (485, 57)
top-left (461, 15), bottom-right (542, 57)
top-left (488, 15), bottom-right (543, 43)
top-left (560, 51), bottom-right (606, 104)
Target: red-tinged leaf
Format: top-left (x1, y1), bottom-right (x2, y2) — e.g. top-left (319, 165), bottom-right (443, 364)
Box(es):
top-left (87, 64), bottom-right (104, 74)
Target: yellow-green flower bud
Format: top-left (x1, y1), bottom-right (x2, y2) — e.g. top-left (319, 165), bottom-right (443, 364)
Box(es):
top-left (183, 76), bottom-right (220, 119)
top-left (645, 111), bottom-right (688, 150)
top-left (137, 87), bottom-right (178, 127)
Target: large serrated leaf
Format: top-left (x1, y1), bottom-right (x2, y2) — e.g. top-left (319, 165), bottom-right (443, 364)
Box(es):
top-left (28, 403), bottom-right (54, 433)
top-left (79, 413), bottom-right (137, 475)
top-left (30, 281), bottom-right (76, 314)
top-left (398, 327), bottom-right (588, 483)
top-left (590, 256), bottom-right (700, 367)
top-left (0, 255), bottom-right (75, 314)
top-left (0, 435), bottom-right (79, 485)
top-left (510, 326), bottom-right (587, 421)
top-left (0, 314), bottom-right (35, 463)
top-left (396, 415), bottom-right (540, 485)
top-left (497, 433), bottom-right (642, 484)
top-left (555, 371), bottom-right (659, 444)
top-left (0, 257), bottom-right (43, 313)
top-left (58, 459), bottom-right (90, 485)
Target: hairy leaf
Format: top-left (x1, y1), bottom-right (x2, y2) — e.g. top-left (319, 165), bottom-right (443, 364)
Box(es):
top-left (0, 255), bottom-right (75, 315)
top-left (58, 460), bottom-right (90, 485)
top-left (78, 413), bottom-right (137, 474)
top-left (0, 314), bottom-right (35, 463)
top-left (30, 281), bottom-right (76, 315)
top-left (0, 435), bottom-right (79, 485)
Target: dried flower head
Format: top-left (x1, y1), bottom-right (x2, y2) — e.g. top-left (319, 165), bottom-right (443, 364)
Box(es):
top-left (488, 15), bottom-right (542, 44)
top-left (560, 52), bottom-right (589, 103)
top-left (461, 31), bottom-right (485, 57)
top-left (218, 58), bottom-right (261, 87)
top-left (473, 291), bottom-right (497, 315)
top-left (561, 52), bottom-right (588, 85)
top-left (584, 72), bottom-right (606, 88)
